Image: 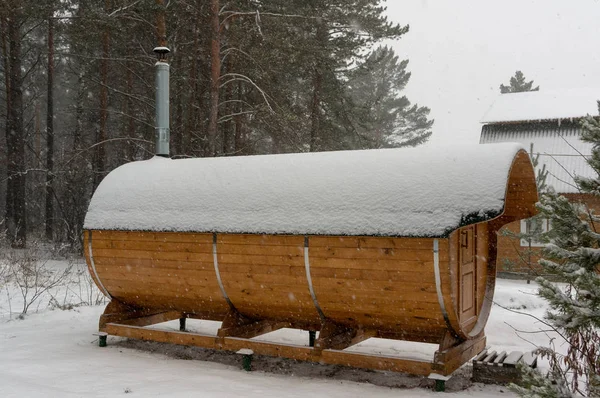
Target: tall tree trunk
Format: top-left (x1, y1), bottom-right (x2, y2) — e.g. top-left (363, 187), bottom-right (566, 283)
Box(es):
top-left (45, 3), bottom-right (55, 241)
top-left (207, 0), bottom-right (220, 157)
top-left (234, 80), bottom-right (243, 154)
top-left (309, 22), bottom-right (326, 153)
top-left (94, 0), bottom-right (111, 190)
top-left (73, 72), bottom-right (84, 151)
top-left (173, 53), bottom-right (184, 157)
top-left (35, 102), bottom-right (41, 166)
top-left (234, 80), bottom-right (249, 155)
top-left (124, 62), bottom-right (135, 161)
top-left (68, 71), bottom-right (86, 249)
top-left (309, 69), bottom-right (322, 152)
top-left (222, 50), bottom-right (234, 155)
top-left (1, 13), bottom-right (11, 228)
top-left (185, 14), bottom-right (199, 156)
top-left (6, 5), bottom-right (26, 247)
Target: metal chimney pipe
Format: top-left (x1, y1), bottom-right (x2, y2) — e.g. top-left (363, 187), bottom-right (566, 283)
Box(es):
top-left (154, 46), bottom-right (170, 157)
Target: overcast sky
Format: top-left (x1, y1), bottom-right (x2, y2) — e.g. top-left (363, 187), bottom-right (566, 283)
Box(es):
top-left (385, 0), bottom-right (600, 144)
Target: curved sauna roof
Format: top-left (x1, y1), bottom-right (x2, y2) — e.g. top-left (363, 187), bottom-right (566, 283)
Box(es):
top-left (84, 143), bottom-right (537, 237)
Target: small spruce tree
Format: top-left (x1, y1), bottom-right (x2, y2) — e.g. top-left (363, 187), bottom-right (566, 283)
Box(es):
top-left (512, 104), bottom-right (600, 397)
top-left (346, 46), bottom-right (433, 148)
top-left (500, 71), bottom-right (540, 94)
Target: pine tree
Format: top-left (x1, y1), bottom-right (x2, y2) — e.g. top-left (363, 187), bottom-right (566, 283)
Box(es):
top-left (346, 46), bottom-right (433, 148)
top-left (500, 70), bottom-right (540, 94)
top-left (0, 0), bottom-right (433, 246)
top-left (4, 0), bottom-right (28, 248)
top-left (514, 104), bottom-right (600, 396)
top-left (244, 0), bottom-right (410, 152)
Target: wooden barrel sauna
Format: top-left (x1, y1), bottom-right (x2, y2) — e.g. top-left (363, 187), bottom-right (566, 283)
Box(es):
top-left (84, 143), bottom-right (538, 376)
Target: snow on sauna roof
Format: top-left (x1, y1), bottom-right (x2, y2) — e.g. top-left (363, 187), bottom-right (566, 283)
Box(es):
top-left (84, 143), bottom-right (526, 237)
top-left (481, 89), bottom-right (600, 124)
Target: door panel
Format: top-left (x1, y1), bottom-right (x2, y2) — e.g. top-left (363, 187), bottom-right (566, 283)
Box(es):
top-left (459, 226), bottom-right (476, 323)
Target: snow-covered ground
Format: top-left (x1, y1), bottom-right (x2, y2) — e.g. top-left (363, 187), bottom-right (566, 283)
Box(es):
top-left (0, 256), bottom-right (560, 397)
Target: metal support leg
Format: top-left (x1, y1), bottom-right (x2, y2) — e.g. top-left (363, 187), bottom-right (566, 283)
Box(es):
top-left (309, 331), bottom-right (316, 347)
top-left (237, 349), bottom-right (254, 371)
top-left (435, 379), bottom-right (445, 392)
top-left (98, 332), bottom-right (108, 347)
top-left (179, 317), bottom-right (186, 332)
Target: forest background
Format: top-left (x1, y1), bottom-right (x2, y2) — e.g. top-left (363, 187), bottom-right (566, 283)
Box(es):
top-left (0, 0), bottom-right (434, 249)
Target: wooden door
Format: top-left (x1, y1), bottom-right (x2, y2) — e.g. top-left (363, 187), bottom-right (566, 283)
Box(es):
top-left (459, 226), bottom-right (476, 324)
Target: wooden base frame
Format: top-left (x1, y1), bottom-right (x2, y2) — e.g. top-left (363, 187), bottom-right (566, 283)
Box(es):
top-left (99, 303), bottom-right (486, 377)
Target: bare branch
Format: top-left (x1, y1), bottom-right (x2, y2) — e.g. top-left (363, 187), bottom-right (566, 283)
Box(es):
top-left (220, 73), bottom-right (274, 113)
top-left (220, 10), bottom-right (323, 28)
top-left (218, 110), bottom-right (255, 123)
top-left (108, 0), bottom-right (143, 17)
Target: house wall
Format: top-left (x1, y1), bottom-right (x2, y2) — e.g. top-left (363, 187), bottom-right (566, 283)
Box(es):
top-left (496, 220), bottom-right (543, 277)
top-left (480, 121), bottom-right (594, 195)
top-left (496, 193), bottom-right (600, 277)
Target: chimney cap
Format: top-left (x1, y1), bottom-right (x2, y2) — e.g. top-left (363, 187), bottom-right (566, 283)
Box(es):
top-left (153, 46), bottom-right (171, 55)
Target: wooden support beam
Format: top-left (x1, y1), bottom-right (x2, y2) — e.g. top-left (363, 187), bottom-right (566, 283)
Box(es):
top-left (100, 313), bottom-right (483, 378)
top-left (99, 299), bottom-right (138, 330)
top-left (378, 330), bottom-right (443, 345)
top-left (99, 299), bottom-right (179, 330)
top-left (350, 328), bottom-right (378, 347)
top-left (223, 337), bottom-right (316, 361)
top-left (320, 350), bottom-right (433, 376)
top-left (103, 322), bottom-right (434, 375)
top-left (105, 323), bottom-right (220, 349)
top-left (217, 309), bottom-right (290, 339)
top-left (433, 333), bottom-right (486, 375)
top-left (315, 321), bottom-right (368, 351)
top-left (119, 311), bottom-right (183, 327)
top-left (439, 330), bottom-right (461, 351)
top-left (218, 319), bottom-right (290, 339)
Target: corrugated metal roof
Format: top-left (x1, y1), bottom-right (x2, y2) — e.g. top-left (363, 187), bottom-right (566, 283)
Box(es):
top-left (481, 89), bottom-right (599, 124)
top-left (480, 123), bottom-right (594, 194)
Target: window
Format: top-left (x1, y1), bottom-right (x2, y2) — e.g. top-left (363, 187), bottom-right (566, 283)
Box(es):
top-left (520, 218), bottom-right (550, 247)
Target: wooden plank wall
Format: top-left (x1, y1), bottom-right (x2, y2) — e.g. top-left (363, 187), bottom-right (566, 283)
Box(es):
top-left (309, 236), bottom-right (448, 341)
top-left (88, 231), bottom-right (458, 341)
top-left (216, 234), bottom-right (321, 325)
top-left (503, 150), bottom-right (538, 220)
top-left (89, 230), bottom-right (230, 317)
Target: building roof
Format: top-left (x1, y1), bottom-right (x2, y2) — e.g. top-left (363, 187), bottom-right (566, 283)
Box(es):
top-left (481, 89), bottom-right (600, 124)
top-left (84, 143), bottom-right (532, 238)
top-left (480, 123), bottom-right (594, 194)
